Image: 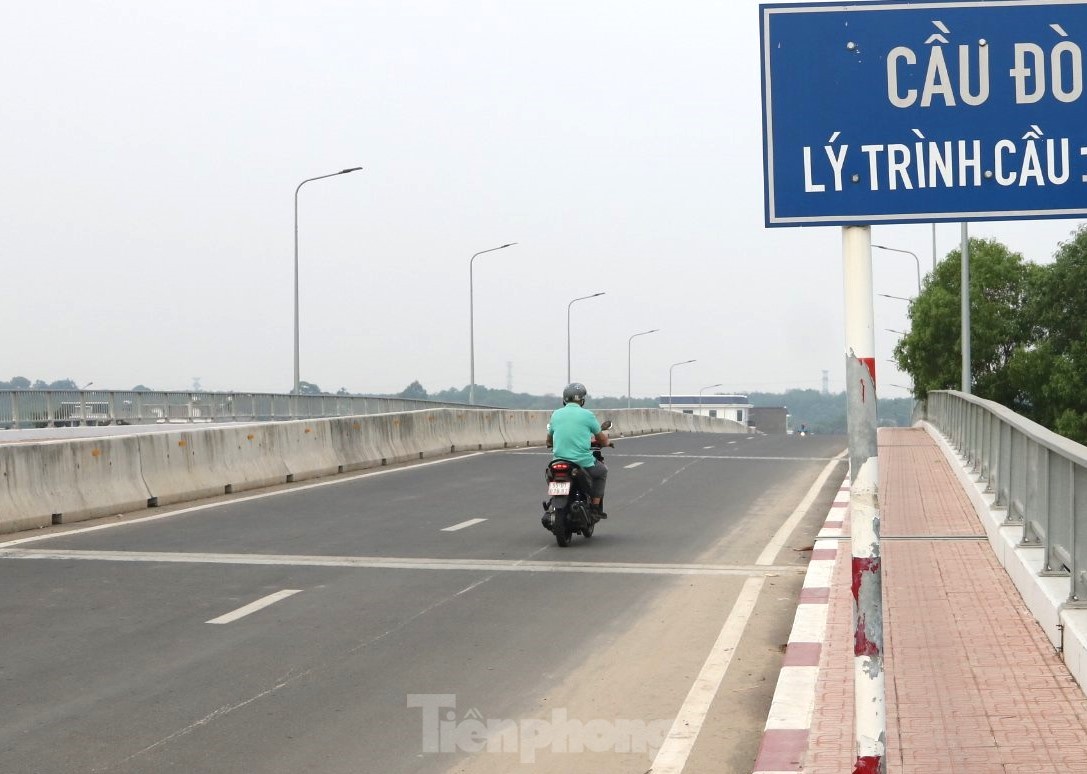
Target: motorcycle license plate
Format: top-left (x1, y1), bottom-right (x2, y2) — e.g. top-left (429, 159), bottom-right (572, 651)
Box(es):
top-left (547, 481), bottom-right (571, 496)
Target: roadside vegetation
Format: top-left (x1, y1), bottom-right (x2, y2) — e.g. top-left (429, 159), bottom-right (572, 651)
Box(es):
top-left (894, 225), bottom-right (1087, 444)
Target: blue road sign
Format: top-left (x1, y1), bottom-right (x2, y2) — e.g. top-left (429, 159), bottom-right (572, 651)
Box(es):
top-left (761, 0), bottom-right (1087, 227)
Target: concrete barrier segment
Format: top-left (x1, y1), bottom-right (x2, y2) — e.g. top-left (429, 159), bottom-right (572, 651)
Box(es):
top-left (0, 436), bottom-right (152, 531)
top-left (328, 416), bottom-right (385, 472)
top-left (273, 420), bottom-right (342, 482)
top-left (137, 428), bottom-right (243, 506)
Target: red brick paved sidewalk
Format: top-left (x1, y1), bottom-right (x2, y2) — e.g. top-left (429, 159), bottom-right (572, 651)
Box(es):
top-left (805, 427), bottom-right (1087, 773)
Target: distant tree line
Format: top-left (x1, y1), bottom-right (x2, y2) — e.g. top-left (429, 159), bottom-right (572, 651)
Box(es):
top-left (894, 226), bottom-right (1087, 444)
top-left (391, 380), bottom-right (910, 433)
top-left (1, 377), bottom-right (154, 392)
top-left (749, 389), bottom-right (913, 435)
top-left (392, 380), bottom-right (659, 410)
top-left (1, 377), bottom-right (80, 390)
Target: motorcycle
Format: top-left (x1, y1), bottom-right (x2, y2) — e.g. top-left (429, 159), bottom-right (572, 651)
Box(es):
top-left (541, 420), bottom-right (613, 547)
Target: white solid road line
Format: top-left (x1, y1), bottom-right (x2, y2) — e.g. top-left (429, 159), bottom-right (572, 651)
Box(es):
top-left (671, 451), bottom-right (685, 455)
top-left (0, 548), bottom-right (802, 578)
top-left (703, 445), bottom-right (714, 450)
top-left (651, 447), bottom-right (848, 773)
top-left (206, 589), bottom-right (302, 625)
top-left (755, 451), bottom-right (847, 566)
top-left (623, 461), bottom-right (644, 469)
top-left (651, 576), bottom-right (764, 774)
top-left (442, 518), bottom-right (487, 532)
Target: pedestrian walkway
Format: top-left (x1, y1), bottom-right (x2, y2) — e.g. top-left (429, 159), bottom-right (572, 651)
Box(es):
top-left (755, 426), bottom-right (1087, 773)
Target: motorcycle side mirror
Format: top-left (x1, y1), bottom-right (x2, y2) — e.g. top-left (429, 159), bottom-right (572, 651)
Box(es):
top-left (600, 420), bottom-right (613, 431)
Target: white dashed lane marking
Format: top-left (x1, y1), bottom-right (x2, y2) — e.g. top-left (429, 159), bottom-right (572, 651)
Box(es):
top-left (206, 589), bottom-right (302, 624)
top-left (442, 518), bottom-right (487, 532)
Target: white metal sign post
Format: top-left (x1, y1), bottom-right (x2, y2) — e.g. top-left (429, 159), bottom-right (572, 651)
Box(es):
top-left (842, 226), bottom-right (884, 773)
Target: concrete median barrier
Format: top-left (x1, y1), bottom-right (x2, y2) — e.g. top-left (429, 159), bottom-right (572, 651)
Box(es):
top-left (138, 429), bottom-right (240, 506)
top-left (0, 407), bottom-right (748, 534)
top-left (273, 421), bottom-right (341, 482)
top-left (0, 436), bottom-right (151, 530)
top-left (329, 416), bottom-right (385, 472)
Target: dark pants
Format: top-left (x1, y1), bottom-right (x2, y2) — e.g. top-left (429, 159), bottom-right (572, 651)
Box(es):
top-left (583, 461), bottom-right (607, 500)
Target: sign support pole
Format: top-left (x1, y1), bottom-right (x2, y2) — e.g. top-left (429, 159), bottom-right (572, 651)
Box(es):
top-left (842, 225), bottom-right (885, 774)
top-left (961, 223), bottom-right (971, 394)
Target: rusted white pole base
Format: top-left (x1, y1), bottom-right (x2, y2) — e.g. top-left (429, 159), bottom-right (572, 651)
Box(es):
top-left (851, 456), bottom-right (886, 774)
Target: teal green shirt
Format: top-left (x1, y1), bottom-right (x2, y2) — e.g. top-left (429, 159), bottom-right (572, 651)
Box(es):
top-left (548, 403), bottom-right (602, 469)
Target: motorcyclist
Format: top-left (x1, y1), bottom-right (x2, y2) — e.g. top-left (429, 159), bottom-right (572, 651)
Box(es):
top-left (546, 382), bottom-right (610, 518)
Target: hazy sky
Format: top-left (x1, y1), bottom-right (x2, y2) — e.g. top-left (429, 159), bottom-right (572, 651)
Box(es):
top-left (4, 2), bottom-right (1083, 400)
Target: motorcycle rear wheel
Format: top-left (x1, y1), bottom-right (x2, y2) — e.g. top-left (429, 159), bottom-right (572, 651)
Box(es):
top-left (553, 508), bottom-right (571, 547)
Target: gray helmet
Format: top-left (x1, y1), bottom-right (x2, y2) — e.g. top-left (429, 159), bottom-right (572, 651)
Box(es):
top-left (562, 382), bottom-right (587, 405)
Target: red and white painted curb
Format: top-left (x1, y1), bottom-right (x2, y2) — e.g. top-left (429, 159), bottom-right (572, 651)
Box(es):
top-left (751, 480), bottom-right (849, 774)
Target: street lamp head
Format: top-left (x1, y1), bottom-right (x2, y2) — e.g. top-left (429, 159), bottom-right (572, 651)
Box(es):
top-left (592, 292), bottom-right (605, 298)
top-left (500, 242), bottom-right (517, 248)
top-left (340, 167), bottom-right (363, 174)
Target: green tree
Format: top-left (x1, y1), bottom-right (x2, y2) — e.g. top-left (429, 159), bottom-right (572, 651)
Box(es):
top-left (1007, 226), bottom-right (1087, 442)
top-left (398, 380), bottom-right (429, 400)
top-left (894, 237), bottom-right (1038, 405)
top-left (297, 381), bottom-right (324, 395)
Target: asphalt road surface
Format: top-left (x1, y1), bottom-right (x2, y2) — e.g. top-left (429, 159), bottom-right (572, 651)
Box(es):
top-left (0, 431), bottom-right (847, 774)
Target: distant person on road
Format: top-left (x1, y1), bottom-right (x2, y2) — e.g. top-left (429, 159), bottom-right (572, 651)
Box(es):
top-left (546, 382), bottom-right (609, 518)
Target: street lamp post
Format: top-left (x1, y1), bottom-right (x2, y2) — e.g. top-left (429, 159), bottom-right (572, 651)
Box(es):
top-left (668, 359), bottom-right (696, 410)
top-left (627, 329), bottom-right (659, 410)
top-left (872, 244), bottom-right (922, 296)
top-left (567, 292), bottom-right (605, 383)
top-left (699, 383), bottom-right (723, 414)
top-left (294, 166), bottom-right (363, 395)
top-left (932, 224), bottom-right (938, 271)
top-left (468, 242), bottom-right (517, 405)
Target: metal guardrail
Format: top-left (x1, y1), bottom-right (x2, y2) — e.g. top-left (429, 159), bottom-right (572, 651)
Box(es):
top-left (0, 390), bottom-right (486, 429)
top-left (926, 390), bottom-right (1087, 604)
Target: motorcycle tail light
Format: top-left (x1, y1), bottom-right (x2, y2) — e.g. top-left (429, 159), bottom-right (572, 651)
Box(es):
top-left (550, 462), bottom-right (572, 479)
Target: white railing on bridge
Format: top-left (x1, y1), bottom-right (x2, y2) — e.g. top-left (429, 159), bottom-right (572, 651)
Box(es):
top-left (0, 389), bottom-right (483, 429)
top-left (927, 390), bottom-right (1087, 605)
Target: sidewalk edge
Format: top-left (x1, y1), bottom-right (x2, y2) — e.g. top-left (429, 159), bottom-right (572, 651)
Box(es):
top-left (923, 420), bottom-right (1087, 695)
